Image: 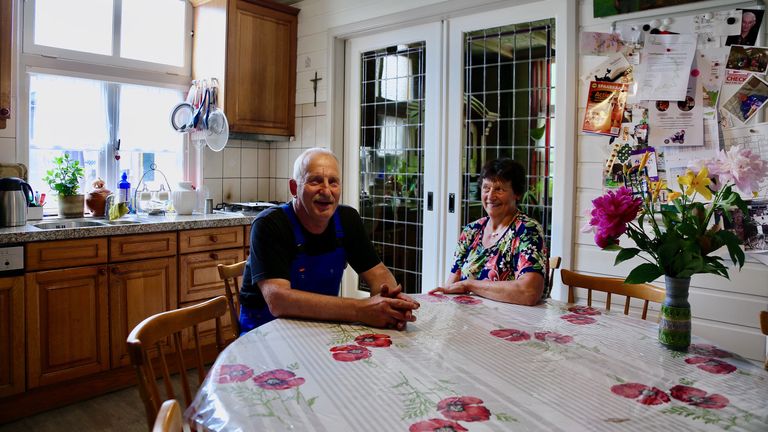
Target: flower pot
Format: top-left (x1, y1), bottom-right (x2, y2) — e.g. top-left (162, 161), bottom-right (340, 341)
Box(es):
top-left (658, 276), bottom-right (691, 351)
top-left (58, 194), bottom-right (85, 218)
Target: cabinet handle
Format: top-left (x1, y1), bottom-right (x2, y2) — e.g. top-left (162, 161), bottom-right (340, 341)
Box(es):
top-left (0, 107), bottom-right (9, 118)
top-left (210, 252), bottom-right (219, 260)
top-left (98, 267), bottom-right (107, 275)
top-left (209, 235), bottom-right (218, 243)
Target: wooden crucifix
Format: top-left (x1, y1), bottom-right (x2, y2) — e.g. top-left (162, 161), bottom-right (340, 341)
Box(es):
top-left (310, 71), bottom-right (322, 107)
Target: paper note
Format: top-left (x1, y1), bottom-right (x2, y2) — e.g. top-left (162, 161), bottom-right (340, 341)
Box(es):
top-left (693, 10), bottom-right (742, 36)
top-left (637, 34), bottom-right (697, 101)
top-left (663, 110), bottom-right (720, 168)
top-left (697, 47), bottom-right (730, 108)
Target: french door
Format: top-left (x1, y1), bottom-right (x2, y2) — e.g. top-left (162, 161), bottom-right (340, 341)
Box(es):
top-left (342, 1), bottom-right (574, 299)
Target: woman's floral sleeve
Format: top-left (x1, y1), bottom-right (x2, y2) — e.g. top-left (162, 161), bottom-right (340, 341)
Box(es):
top-left (515, 218), bottom-right (546, 278)
top-left (450, 223), bottom-right (475, 274)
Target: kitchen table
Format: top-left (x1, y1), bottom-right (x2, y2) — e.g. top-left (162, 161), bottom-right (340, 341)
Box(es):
top-left (186, 294), bottom-right (768, 431)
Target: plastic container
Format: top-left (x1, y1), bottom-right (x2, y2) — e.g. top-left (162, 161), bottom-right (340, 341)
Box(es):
top-left (118, 172), bottom-right (131, 203)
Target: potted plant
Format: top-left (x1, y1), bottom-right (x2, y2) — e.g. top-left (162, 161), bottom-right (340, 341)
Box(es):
top-left (43, 153), bottom-right (85, 218)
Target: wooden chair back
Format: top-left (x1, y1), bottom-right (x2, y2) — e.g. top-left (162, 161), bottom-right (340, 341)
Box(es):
top-left (547, 256), bottom-right (562, 295)
top-left (152, 399), bottom-right (186, 432)
top-left (127, 296), bottom-right (228, 430)
top-left (560, 269), bottom-right (665, 320)
top-left (761, 311), bottom-right (768, 370)
top-left (217, 260), bottom-right (246, 337)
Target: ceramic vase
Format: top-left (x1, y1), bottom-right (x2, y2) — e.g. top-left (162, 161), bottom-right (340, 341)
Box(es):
top-left (58, 194), bottom-right (85, 218)
top-left (86, 187), bottom-right (111, 217)
top-left (658, 275), bottom-right (691, 351)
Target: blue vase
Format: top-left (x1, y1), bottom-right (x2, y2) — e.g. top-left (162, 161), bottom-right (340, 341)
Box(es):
top-left (658, 276), bottom-right (691, 351)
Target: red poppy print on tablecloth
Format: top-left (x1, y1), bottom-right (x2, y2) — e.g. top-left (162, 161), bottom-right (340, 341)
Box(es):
top-left (330, 345), bottom-right (372, 362)
top-left (424, 292), bottom-right (449, 302)
top-left (669, 385), bottom-right (730, 410)
top-left (561, 313), bottom-right (597, 325)
top-left (567, 305), bottom-right (601, 316)
top-left (354, 333), bottom-right (392, 348)
top-left (409, 418), bottom-right (468, 432)
top-left (688, 344), bottom-right (732, 358)
top-left (684, 357), bottom-right (737, 375)
top-left (252, 369), bottom-right (305, 390)
top-left (491, 328), bottom-right (531, 342)
top-left (453, 295), bottom-right (482, 305)
top-left (610, 383), bottom-right (670, 405)
top-left (217, 364), bottom-right (254, 384)
top-left (437, 396), bottom-right (491, 422)
top-left (534, 331), bottom-right (574, 344)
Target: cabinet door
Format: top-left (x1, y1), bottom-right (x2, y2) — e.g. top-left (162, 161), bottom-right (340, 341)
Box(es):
top-left (0, 0), bottom-right (12, 129)
top-left (109, 257), bottom-right (178, 367)
top-left (110, 232), bottom-right (177, 263)
top-left (179, 248), bottom-right (244, 303)
top-left (225, 0), bottom-right (297, 135)
top-left (26, 266), bottom-right (109, 388)
top-left (179, 226), bottom-right (244, 254)
top-left (0, 276), bottom-right (24, 397)
top-left (26, 238), bottom-right (108, 271)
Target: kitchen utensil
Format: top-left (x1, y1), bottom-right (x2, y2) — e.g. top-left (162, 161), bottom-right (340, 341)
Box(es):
top-left (0, 177), bottom-right (34, 227)
top-left (172, 181), bottom-right (197, 215)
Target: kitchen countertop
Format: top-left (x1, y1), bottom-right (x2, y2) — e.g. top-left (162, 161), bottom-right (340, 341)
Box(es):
top-left (0, 212), bottom-right (255, 245)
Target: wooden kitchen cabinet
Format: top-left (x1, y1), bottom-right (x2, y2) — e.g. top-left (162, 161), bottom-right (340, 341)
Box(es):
top-left (109, 257), bottom-right (177, 367)
top-left (26, 237), bottom-right (108, 271)
top-left (0, 0), bottom-right (12, 129)
top-left (0, 276), bottom-right (24, 397)
top-left (179, 248), bottom-right (244, 303)
top-left (193, 0), bottom-right (298, 136)
top-left (25, 266), bottom-right (109, 388)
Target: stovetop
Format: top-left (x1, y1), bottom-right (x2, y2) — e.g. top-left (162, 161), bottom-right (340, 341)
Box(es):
top-left (215, 201), bottom-right (282, 216)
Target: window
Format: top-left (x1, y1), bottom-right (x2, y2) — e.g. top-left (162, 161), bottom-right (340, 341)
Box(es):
top-left (22, 0), bottom-right (192, 212)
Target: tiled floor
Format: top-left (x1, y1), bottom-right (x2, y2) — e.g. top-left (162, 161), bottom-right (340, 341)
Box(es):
top-left (0, 385), bottom-right (147, 432)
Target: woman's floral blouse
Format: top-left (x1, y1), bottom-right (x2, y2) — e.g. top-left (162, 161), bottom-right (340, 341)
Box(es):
top-left (450, 213), bottom-right (548, 298)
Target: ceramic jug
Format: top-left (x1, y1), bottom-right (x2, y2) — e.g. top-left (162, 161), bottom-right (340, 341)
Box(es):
top-left (85, 178), bottom-right (111, 217)
top-left (172, 181), bottom-right (197, 215)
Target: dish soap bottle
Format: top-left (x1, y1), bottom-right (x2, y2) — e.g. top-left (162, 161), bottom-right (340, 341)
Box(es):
top-left (118, 172), bottom-right (131, 210)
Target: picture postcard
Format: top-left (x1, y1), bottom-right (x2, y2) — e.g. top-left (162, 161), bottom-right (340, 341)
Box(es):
top-left (725, 45), bottom-right (768, 74)
top-left (720, 74), bottom-right (768, 124)
top-left (582, 81), bottom-right (629, 136)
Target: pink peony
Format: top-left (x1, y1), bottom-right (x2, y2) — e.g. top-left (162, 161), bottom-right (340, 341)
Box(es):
top-left (588, 187), bottom-right (642, 248)
top-left (703, 146), bottom-right (767, 195)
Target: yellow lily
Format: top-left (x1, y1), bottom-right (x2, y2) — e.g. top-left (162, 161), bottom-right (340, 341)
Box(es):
top-left (677, 167), bottom-right (712, 200)
top-left (668, 191), bottom-right (682, 201)
top-left (651, 180), bottom-right (666, 201)
top-left (637, 151), bottom-right (651, 172)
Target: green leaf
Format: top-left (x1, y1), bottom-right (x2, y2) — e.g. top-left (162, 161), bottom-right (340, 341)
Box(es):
top-left (603, 243), bottom-right (622, 251)
top-left (615, 248), bottom-right (641, 265)
top-left (625, 263), bottom-right (663, 284)
top-left (715, 230), bottom-right (745, 268)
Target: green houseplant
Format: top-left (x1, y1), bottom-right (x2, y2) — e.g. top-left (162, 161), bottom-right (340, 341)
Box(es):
top-left (583, 146), bottom-right (766, 350)
top-left (43, 153), bottom-right (85, 218)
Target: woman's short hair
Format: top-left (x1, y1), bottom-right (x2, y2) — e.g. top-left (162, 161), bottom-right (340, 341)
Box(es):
top-left (479, 158), bottom-right (527, 196)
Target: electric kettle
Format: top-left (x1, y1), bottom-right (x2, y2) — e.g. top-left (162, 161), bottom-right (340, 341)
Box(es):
top-left (0, 177), bottom-right (33, 227)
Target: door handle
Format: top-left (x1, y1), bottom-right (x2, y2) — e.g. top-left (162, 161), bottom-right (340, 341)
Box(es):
top-left (448, 193), bottom-right (455, 213)
top-left (427, 192), bottom-right (433, 211)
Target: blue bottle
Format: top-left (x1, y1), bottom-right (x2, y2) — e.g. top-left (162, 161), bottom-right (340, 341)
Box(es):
top-left (118, 172), bottom-right (131, 205)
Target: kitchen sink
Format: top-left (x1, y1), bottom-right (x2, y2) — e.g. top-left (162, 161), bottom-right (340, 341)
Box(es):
top-left (103, 219), bottom-right (142, 225)
top-left (33, 220), bottom-right (107, 229)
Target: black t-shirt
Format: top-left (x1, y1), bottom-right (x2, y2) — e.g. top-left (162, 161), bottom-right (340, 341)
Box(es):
top-left (240, 205), bottom-right (381, 309)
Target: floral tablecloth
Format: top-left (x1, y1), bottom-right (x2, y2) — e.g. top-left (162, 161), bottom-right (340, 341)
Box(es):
top-left (186, 294), bottom-right (768, 431)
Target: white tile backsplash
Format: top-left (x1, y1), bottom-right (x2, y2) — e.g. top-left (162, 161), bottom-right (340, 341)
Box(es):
top-left (203, 147), bottom-right (223, 178)
top-left (241, 148), bottom-right (260, 177)
top-left (223, 147), bottom-right (242, 178)
top-left (258, 179), bottom-right (270, 200)
top-left (240, 178), bottom-right (259, 201)
top-left (276, 148), bottom-right (289, 178)
top-left (258, 148), bottom-right (270, 177)
top-left (301, 116), bottom-right (316, 148)
top-left (222, 178), bottom-right (241, 202)
top-left (315, 115), bottom-right (327, 147)
top-left (0, 137), bottom-right (16, 164)
top-left (202, 178), bottom-right (223, 205)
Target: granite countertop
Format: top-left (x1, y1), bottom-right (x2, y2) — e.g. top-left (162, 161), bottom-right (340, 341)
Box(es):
top-left (0, 212), bottom-right (255, 245)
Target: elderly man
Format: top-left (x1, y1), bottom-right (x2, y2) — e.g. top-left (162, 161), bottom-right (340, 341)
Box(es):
top-left (238, 147), bottom-right (419, 333)
top-left (727, 11), bottom-right (761, 46)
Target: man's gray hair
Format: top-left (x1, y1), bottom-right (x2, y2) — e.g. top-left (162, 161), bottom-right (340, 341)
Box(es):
top-left (292, 147), bottom-right (339, 181)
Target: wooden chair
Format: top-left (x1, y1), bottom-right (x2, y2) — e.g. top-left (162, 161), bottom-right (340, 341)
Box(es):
top-left (547, 256), bottom-right (562, 295)
top-left (217, 260), bottom-right (246, 337)
top-left (152, 399), bottom-right (186, 432)
top-left (560, 269), bottom-right (665, 320)
top-left (127, 296), bottom-right (228, 430)
top-left (761, 311), bottom-right (768, 370)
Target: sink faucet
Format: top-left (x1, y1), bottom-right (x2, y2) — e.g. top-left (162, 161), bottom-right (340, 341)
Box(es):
top-left (104, 194), bottom-right (115, 220)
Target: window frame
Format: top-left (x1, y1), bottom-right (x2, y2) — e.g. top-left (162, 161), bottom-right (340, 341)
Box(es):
top-left (18, 0), bottom-right (194, 193)
top-left (22, 0), bottom-right (193, 76)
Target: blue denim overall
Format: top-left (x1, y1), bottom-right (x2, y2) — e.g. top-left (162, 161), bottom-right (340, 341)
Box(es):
top-left (239, 204), bottom-right (346, 333)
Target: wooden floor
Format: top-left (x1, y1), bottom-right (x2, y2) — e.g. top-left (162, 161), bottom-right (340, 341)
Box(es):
top-left (0, 385), bottom-right (147, 432)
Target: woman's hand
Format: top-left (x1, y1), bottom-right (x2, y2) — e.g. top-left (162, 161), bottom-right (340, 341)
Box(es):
top-left (429, 280), bottom-right (474, 295)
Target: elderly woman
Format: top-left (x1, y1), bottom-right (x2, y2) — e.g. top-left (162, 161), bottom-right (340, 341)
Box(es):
top-left (429, 158), bottom-right (547, 305)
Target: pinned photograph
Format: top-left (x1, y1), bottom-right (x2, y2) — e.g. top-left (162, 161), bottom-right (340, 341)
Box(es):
top-left (725, 45), bottom-right (768, 74)
top-left (721, 200), bottom-right (768, 251)
top-left (725, 9), bottom-right (764, 47)
top-left (720, 74), bottom-right (768, 124)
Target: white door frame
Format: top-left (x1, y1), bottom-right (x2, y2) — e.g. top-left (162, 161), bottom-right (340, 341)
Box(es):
top-left (341, 22), bottom-right (443, 298)
top-left (328, 0), bottom-right (577, 300)
top-left (444, 0), bottom-right (577, 299)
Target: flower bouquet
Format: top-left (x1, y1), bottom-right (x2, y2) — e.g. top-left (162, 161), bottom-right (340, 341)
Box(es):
top-left (584, 146), bottom-right (767, 350)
